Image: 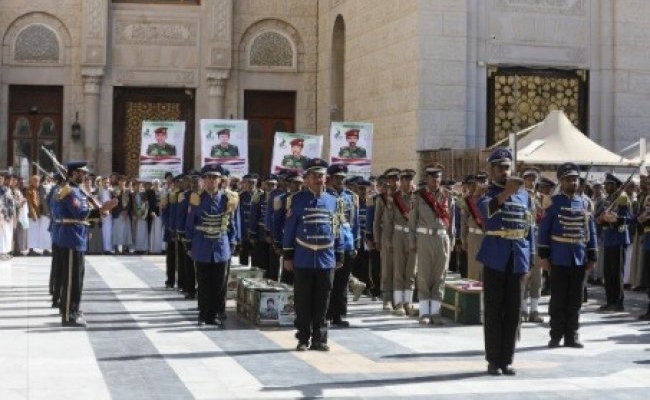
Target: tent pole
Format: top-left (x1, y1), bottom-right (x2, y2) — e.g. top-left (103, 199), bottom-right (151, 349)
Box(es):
top-left (509, 132), bottom-right (517, 175)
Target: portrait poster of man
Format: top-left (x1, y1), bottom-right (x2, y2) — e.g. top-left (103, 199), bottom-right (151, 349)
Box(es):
top-left (139, 121), bottom-right (184, 180)
top-left (259, 293), bottom-right (280, 321)
top-left (271, 132), bottom-right (323, 173)
top-left (200, 119), bottom-right (249, 175)
top-left (330, 122), bottom-right (373, 178)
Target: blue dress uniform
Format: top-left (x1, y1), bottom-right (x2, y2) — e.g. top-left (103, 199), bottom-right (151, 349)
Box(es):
top-left (365, 180), bottom-right (382, 299)
top-left (353, 179), bottom-right (373, 288)
top-left (283, 158), bottom-right (344, 350)
top-left (266, 176), bottom-right (287, 281)
top-left (237, 174), bottom-right (258, 266)
top-left (326, 164), bottom-right (360, 326)
top-left (249, 176), bottom-right (277, 275)
top-left (476, 148), bottom-right (534, 375)
top-left (47, 176), bottom-right (63, 308)
top-left (162, 176), bottom-right (182, 288)
top-left (538, 163), bottom-right (597, 347)
top-left (185, 164), bottom-right (239, 325)
top-left (595, 173), bottom-right (633, 311)
top-left (57, 162), bottom-right (103, 327)
top-left (272, 171), bottom-right (304, 284)
top-left (175, 183), bottom-right (191, 292)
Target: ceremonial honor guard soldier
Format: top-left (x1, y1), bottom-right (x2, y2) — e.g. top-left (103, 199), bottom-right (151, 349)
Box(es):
top-left (408, 164), bottom-right (455, 325)
top-left (365, 175), bottom-right (383, 300)
top-left (282, 158), bottom-right (344, 351)
top-left (271, 171), bottom-right (304, 284)
top-left (391, 169), bottom-right (417, 316)
top-left (373, 168), bottom-right (399, 310)
top-left (538, 162), bottom-right (597, 348)
top-left (476, 148), bottom-right (534, 376)
top-left (47, 173), bottom-right (64, 308)
top-left (521, 168), bottom-right (546, 323)
top-left (161, 175), bottom-right (178, 288)
top-left (595, 173), bottom-right (633, 311)
top-left (265, 174), bottom-right (288, 281)
top-left (636, 174), bottom-right (650, 320)
top-left (325, 164), bottom-right (360, 327)
top-left (57, 161), bottom-right (117, 326)
top-left (237, 174), bottom-right (258, 266)
top-left (352, 178), bottom-right (372, 298)
top-left (185, 164), bottom-right (239, 326)
top-left (460, 173), bottom-right (486, 281)
top-left (248, 176), bottom-right (271, 271)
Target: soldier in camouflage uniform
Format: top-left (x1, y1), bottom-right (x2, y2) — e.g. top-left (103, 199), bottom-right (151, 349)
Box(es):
top-left (281, 138), bottom-right (310, 170)
top-left (210, 129), bottom-right (240, 158)
top-left (147, 127), bottom-right (177, 156)
top-left (338, 129), bottom-right (367, 159)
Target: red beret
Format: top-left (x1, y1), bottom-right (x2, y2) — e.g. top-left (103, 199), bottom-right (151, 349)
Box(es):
top-left (345, 129), bottom-right (360, 139)
top-left (155, 127), bottom-right (168, 135)
top-left (290, 138), bottom-right (304, 147)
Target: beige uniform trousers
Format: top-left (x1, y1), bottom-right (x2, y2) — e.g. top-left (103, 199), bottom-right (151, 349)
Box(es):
top-left (380, 238), bottom-right (394, 301)
top-left (466, 231), bottom-right (484, 281)
top-left (416, 231), bottom-right (450, 301)
top-left (393, 228), bottom-right (417, 293)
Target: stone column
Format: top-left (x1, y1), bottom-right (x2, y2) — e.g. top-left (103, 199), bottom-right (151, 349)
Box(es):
top-left (207, 70), bottom-right (230, 118)
top-left (82, 67), bottom-right (104, 170)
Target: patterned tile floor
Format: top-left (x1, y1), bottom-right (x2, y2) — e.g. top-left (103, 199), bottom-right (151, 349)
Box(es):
top-left (1, 255), bottom-right (649, 399)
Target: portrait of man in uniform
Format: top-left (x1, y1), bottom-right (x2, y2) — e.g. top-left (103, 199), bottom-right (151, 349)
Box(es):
top-left (260, 296), bottom-right (279, 319)
top-left (210, 129), bottom-right (240, 158)
top-left (338, 129), bottom-right (367, 159)
top-left (146, 127), bottom-right (177, 156)
top-left (281, 138), bottom-right (309, 170)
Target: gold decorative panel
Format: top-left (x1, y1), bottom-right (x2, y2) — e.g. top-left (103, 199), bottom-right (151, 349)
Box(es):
top-left (487, 68), bottom-right (587, 146)
top-left (124, 101), bottom-right (181, 177)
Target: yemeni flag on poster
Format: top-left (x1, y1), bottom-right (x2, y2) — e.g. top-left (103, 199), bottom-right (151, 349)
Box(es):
top-left (271, 132), bottom-right (323, 173)
top-left (139, 121), bottom-right (185, 180)
top-left (200, 119), bottom-right (249, 176)
top-left (329, 122), bottom-right (373, 178)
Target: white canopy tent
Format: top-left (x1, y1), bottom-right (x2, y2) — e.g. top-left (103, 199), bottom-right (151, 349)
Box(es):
top-left (513, 110), bottom-right (636, 167)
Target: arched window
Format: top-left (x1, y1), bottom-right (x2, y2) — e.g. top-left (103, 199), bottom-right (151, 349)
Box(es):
top-left (248, 30), bottom-right (296, 69)
top-left (14, 24), bottom-right (60, 63)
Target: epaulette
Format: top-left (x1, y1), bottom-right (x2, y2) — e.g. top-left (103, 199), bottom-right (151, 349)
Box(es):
top-left (352, 192), bottom-right (359, 208)
top-left (273, 195), bottom-right (282, 211)
top-left (190, 191), bottom-right (201, 206)
top-left (57, 184), bottom-right (72, 200)
top-left (225, 190), bottom-right (239, 214)
top-left (177, 192), bottom-right (185, 203)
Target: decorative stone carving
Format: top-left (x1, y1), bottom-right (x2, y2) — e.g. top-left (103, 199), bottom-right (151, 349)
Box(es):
top-left (15, 24), bottom-right (60, 63)
top-left (82, 67), bottom-right (104, 95)
top-left (114, 20), bottom-right (198, 46)
top-left (249, 31), bottom-right (294, 67)
top-left (114, 69), bottom-right (196, 85)
top-left (211, 0), bottom-right (230, 41)
top-left (492, 0), bottom-right (586, 15)
top-left (207, 70), bottom-right (230, 97)
top-left (86, 0), bottom-right (106, 39)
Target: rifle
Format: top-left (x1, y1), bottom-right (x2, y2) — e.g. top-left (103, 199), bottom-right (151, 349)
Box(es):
top-left (32, 161), bottom-right (53, 179)
top-left (39, 146), bottom-right (104, 210)
top-left (602, 171), bottom-right (636, 215)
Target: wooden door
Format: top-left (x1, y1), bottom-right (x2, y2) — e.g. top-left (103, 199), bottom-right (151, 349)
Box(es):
top-left (113, 87), bottom-right (195, 176)
top-left (7, 85), bottom-right (63, 178)
top-left (244, 91), bottom-right (296, 177)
